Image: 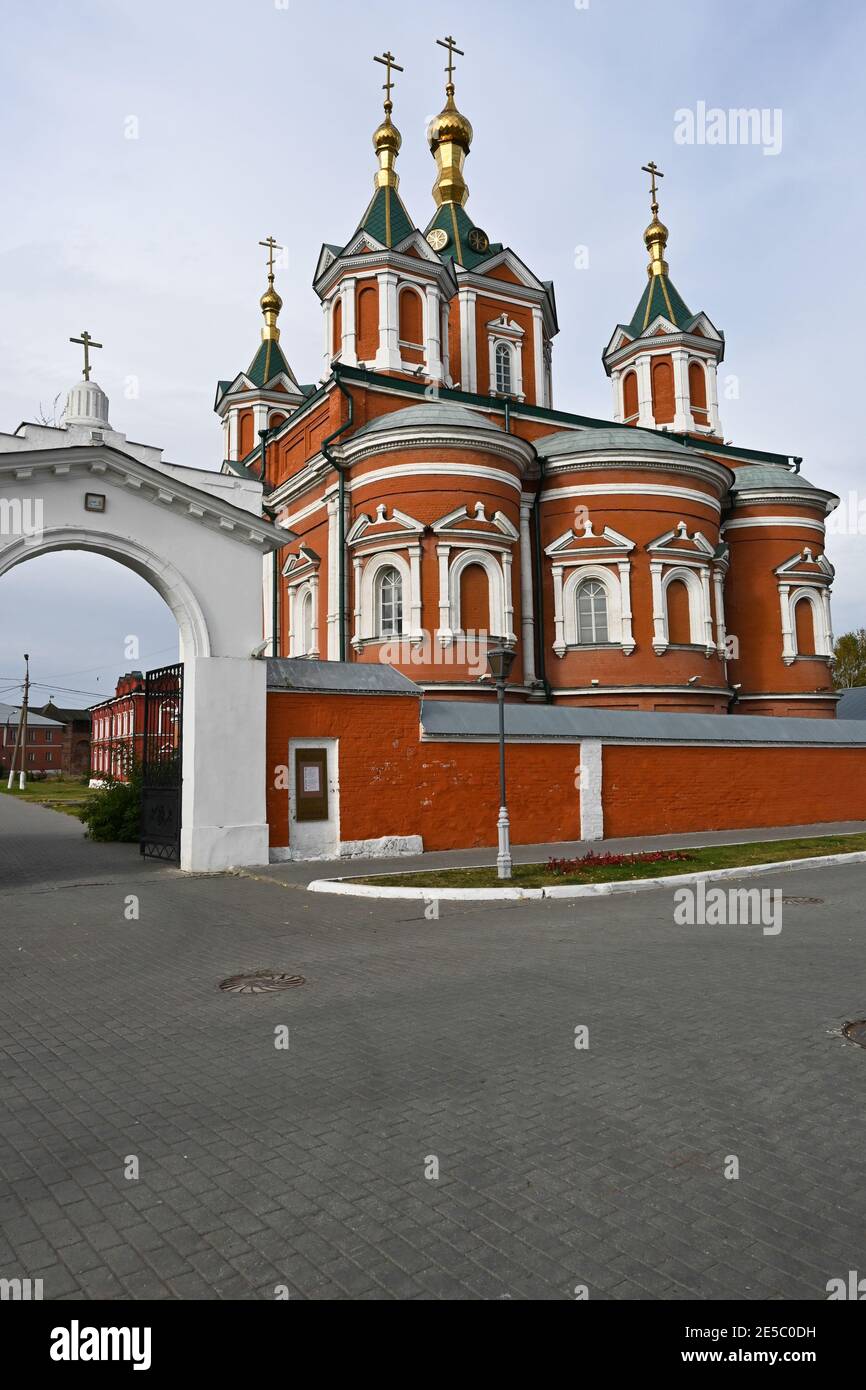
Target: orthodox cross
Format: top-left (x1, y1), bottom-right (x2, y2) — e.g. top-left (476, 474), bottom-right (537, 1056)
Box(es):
top-left (437, 34), bottom-right (464, 87)
top-left (641, 160), bottom-right (664, 211)
top-left (69, 330), bottom-right (102, 382)
top-left (373, 50), bottom-right (403, 108)
top-left (258, 236), bottom-right (283, 278)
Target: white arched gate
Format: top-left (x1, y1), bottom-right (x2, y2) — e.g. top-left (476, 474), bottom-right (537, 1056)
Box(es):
top-left (0, 443), bottom-right (289, 871)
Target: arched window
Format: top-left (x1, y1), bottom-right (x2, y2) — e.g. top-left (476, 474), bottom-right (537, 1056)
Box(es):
top-left (651, 358), bottom-right (675, 424)
top-left (294, 587), bottom-right (314, 656)
top-left (575, 579), bottom-right (609, 644)
top-left (666, 578), bottom-right (693, 645)
top-left (622, 370), bottom-right (638, 422)
top-left (495, 342), bottom-right (513, 395)
top-left (688, 360), bottom-right (708, 423)
top-left (356, 284), bottom-right (378, 362)
top-left (332, 295), bottom-right (342, 357)
top-left (237, 410), bottom-right (254, 459)
top-left (459, 562), bottom-right (491, 634)
top-left (376, 566), bottom-right (403, 637)
top-left (398, 287), bottom-right (424, 346)
top-left (794, 596), bottom-right (816, 656)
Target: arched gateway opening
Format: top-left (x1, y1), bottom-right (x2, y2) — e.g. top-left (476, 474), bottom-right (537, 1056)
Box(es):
top-left (0, 426), bottom-right (288, 872)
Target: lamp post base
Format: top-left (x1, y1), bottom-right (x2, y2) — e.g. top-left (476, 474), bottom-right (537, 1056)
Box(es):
top-left (496, 805), bottom-right (512, 880)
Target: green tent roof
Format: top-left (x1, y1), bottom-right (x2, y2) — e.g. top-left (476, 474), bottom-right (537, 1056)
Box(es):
top-left (628, 273), bottom-right (693, 336)
top-left (424, 202), bottom-right (502, 269)
top-left (246, 338), bottom-right (292, 388)
top-left (351, 184), bottom-right (415, 250)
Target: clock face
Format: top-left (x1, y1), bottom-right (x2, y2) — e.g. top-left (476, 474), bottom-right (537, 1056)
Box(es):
top-left (426, 227), bottom-right (449, 252)
top-left (467, 227), bottom-right (489, 254)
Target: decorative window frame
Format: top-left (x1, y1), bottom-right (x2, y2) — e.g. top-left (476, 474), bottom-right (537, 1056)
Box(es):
top-left (486, 313), bottom-right (525, 400)
top-left (353, 549), bottom-right (418, 647)
top-left (775, 548), bottom-right (834, 664)
top-left (647, 522), bottom-right (717, 655)
top-left (288, 578), bottom-right (319, 658)
top-left (437, 544), bottom-right (514, 646)
top-left (545, 523), bottom-right (636, 656)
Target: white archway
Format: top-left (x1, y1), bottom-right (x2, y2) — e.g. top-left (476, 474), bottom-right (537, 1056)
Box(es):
top-left (0, 443), bottom-right (289, 871)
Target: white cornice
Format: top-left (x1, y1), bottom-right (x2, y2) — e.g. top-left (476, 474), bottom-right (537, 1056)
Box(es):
top-left (336, 425), bottom-right (534, 472)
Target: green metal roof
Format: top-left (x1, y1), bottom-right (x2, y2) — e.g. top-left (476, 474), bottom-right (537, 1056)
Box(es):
top-left (352, 185), bottom-right (415, 250)
top-left (537, 424), bottom-right (707, 463)
top-left (730, 463), bottom-right (821, 492)
top-left (424, 202), bottom-right (503, 269)
top-left (628, 273), bottom-right (693, 336)
top-left (352, 401), bottom-right (503, 438)
top-left (246, 338), bottom-right (292, 388)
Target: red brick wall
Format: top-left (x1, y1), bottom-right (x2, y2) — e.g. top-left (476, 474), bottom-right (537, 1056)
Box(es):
top-left (603, 744), bottom-right (866, 837)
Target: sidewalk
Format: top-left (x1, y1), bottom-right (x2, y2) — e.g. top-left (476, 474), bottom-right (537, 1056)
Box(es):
top-left (255, 820), bottom-right (866, 886)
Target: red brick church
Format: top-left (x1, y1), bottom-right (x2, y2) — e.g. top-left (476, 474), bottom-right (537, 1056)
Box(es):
top-left (205, 43), bottom-right (862, 861)
top-left (216, 45), bottom-right (838, 724)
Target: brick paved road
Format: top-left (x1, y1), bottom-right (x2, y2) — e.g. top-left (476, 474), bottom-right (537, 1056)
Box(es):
top-left (1, 794), bottom-right (865, 1300)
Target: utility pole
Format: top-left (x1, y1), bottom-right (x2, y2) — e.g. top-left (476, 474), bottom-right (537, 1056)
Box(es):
top-left (6, 653), bottom-right (30, 791)
top-left (19, 654), bottom-right (30, 790)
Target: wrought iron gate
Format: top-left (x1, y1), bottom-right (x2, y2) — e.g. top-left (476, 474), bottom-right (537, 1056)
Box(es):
top-left (140, 663), bottom-right (183, 860)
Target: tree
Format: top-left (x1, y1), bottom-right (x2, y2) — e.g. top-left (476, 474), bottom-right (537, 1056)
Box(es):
top-left (832, 629), bottom-right (866, 688)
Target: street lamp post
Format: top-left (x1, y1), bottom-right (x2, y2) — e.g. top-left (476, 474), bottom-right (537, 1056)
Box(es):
top-left (486, 644), bottom-right (516, 879)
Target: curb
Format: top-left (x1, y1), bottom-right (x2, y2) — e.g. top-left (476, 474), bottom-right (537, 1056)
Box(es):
top-left (307, 850), bottom-right (866, 901)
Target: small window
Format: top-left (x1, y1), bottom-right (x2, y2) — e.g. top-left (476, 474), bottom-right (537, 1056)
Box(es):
top-left (575, 579), bottom-right (609, 644)
top-left (495, 342), bottom-right (513, 395)
top-left (377, 567), bottom-right (403, 637)
top-left (46, 752), bottom-right (53, 763)
top-left (45, 730), bottom-right (53, 742)
top-left (295, 589), bottom-right (314, 656)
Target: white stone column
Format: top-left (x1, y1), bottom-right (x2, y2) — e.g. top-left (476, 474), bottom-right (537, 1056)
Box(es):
top-left (501, 549), bottom-right (515, 642)
top-left (617, 560), bottom-right (635, 652)
top-left (519, 497), bottom-right (536, 683)
top-left (228, 411), bottom-right (238, 461)
top-left (552, 565), bottom-right (566, 656)
top-left (713, 568), bottom-right (727, 653)
top-left (636, 354), bottom-right (654, 427)
top-left (408, 544), bottom-right (423, 638)
top-left (706, 360), bottom-right (723, 435)
top-left (322, 300), bottom-right (333, 375)
top-left (326, 492), bottom-right (339, 659)
top-left (531, 306), bottom-right (545, 407)
top-left (424, 284), bottom-right (442, 382)
top-left (374, 270), bottom-right (401, 370)
top-left (699, 566), bottom-right (714, 649)
top-left (180, 656), bottom-right (270, 871)
top-left (779, 583), bottom-right (794, 664)
top-left (458, 287), bottom-right (477, 393)
top-left (672, 349), bottom-right (692, 433)
top-left (341, 277), bottom-right (357, 367)
top-left (441, 302), bottom-right (451, 385)
top-left (651, 562), bottom-right (666, 651)
top-left (610, 369), bottom-right (623, 424)
top-left (437, 544), bottom-right (452, 643)
top-left (820, 586), bottom-right (834, 655)
top-left (253, 403), bottom-right (268, 438)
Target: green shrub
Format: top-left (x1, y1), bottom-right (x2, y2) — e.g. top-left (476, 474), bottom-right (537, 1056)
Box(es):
top-left (78, 765), bottom-right (143, 842)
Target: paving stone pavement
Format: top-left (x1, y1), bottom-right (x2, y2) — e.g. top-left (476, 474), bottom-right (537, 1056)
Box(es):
top-left (1, 794), bottom-right (865, 1300)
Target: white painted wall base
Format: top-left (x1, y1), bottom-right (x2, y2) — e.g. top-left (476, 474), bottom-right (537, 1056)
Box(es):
top-left (269, 834), bottom-right (423, 863)
top-left (579, 740), bottom-right (604, 840)
top-left (181, 656), bottom-right (270, 871)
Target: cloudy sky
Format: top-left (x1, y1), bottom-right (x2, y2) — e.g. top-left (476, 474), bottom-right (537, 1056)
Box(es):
top-left (1, 0), bottom-right (864, 705)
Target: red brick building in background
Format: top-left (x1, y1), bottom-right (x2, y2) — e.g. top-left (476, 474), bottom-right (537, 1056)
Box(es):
top-left (89, 673), bottom-right (146, 782)
top-left (0, 704), bottom-right (68, 777)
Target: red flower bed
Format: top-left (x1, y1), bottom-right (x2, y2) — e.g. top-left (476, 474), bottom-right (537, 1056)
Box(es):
top-left (547, 849), bottom-right (695, 876)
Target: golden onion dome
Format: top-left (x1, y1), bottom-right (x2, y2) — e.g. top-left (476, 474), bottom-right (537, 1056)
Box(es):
top-left (427, 89), bottom-right (473, 153)
top-left (260, 280), bottom-right (282, 316)
top-left (373, 109), bottom-right (402, 156)
top-left (644, 214), bottom-right (669, 248)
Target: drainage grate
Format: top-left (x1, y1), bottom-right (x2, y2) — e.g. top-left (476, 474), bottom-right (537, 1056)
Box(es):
top-left (781, 896), bottom-right (825, 905)
top-left (843, 1020), bottom-right (866, 1048)
top-left (219, 971), bottom-right (305, 995)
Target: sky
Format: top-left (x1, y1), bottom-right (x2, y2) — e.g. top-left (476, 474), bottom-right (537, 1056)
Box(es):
top-left (1, 0), bottom-right (864, 704)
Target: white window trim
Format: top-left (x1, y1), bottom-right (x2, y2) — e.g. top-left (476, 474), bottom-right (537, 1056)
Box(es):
top-left (651, 563), bottom-right (714, 654)
top-left (354, 549), bottom-right (421, 647)
top-left (486, 315), bottom-right (525, 401)
top-left (780, 583), bottom-right (833, 664)
top-left (551, 560), bottom-right (634, 656)
top-left (288, 577), bottom-right (319, 658)
top-left (438, 545), bottom-right (514, 645)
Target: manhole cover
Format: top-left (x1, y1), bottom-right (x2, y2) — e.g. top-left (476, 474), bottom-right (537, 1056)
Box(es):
top-left (782, 896), bottom-right (824, 905)
top-left (843, 1020), bottom-right (866, 1048)
top-left (219, 971), bottom-right (305, 994)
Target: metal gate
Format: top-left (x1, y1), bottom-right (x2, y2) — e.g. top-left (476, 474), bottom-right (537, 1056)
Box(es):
top-left (140, 663), bottom-right (183, 860)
